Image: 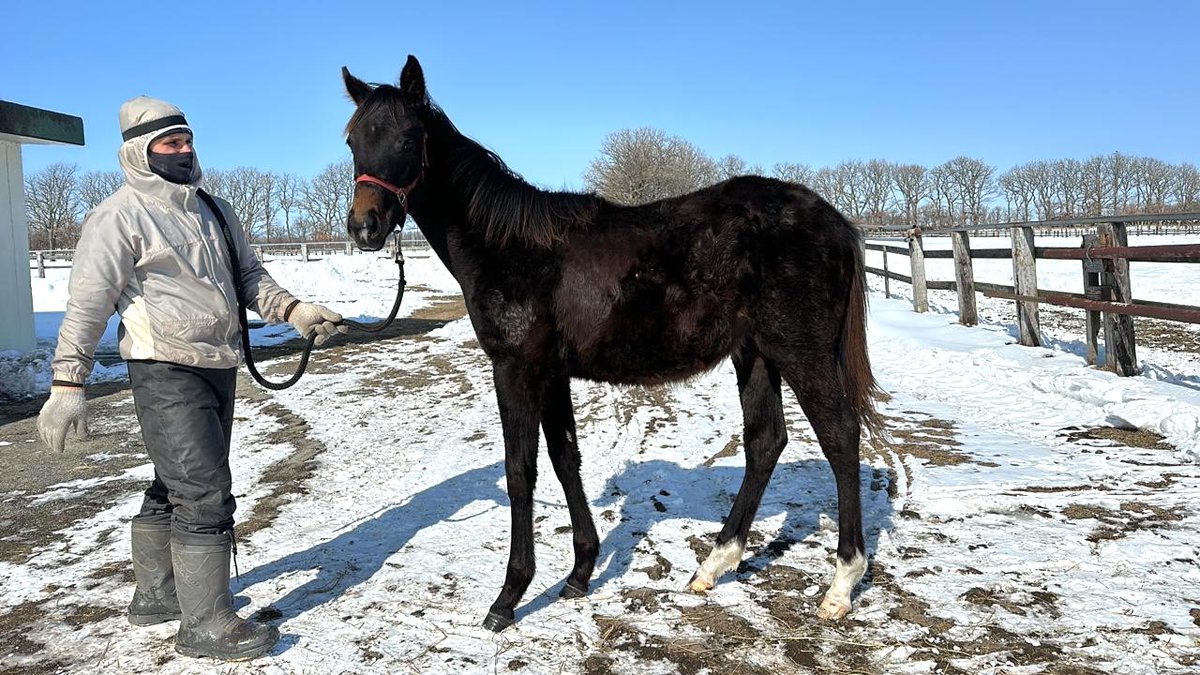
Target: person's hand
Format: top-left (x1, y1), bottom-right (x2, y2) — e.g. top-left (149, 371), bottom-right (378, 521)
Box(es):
top-left (37, 386), bottom-right (89, 452)
top-left (288, 303), bottom-right (348, 346)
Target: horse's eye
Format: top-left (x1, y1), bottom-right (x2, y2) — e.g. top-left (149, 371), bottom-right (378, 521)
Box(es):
top-left (402, 139), bottom-right (415, 152)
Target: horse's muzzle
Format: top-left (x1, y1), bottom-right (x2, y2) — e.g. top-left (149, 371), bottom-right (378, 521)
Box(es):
top-left (348, 210), bottom-right (394, 252)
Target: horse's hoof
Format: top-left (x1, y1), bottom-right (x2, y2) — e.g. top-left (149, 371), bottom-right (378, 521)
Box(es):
top-left (687, 573), bottom-right (713, 593)
top-left (816, 598), bottom-right (851, 620)
top-left (560, 581), bottom-right (588, 599)
top-left (482, 611), bottom-right (514, 632)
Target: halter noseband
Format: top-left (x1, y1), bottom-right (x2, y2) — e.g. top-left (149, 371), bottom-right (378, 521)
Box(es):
top-left (355, 172), bottom-right (421, 208)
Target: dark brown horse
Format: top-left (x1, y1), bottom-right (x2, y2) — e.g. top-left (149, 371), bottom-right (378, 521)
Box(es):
top-left (342, 56), bottom-right (884, 631)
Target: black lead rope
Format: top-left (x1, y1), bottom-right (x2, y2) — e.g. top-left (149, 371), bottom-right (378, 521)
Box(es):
top-left (197, 189), bottom-right (406, 390)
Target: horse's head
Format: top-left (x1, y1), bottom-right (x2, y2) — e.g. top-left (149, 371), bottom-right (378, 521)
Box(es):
top-left (342, 56), bottom-right (429, 251)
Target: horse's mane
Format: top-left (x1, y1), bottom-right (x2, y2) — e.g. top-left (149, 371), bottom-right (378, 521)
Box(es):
top-left (427, 103), bottom-right (601, 248)
top-left (351, 85), bottom-right (600, 249)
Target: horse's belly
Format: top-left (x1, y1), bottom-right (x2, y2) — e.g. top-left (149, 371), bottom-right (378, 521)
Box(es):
top-left (567, 311), bottom-right (740, 385)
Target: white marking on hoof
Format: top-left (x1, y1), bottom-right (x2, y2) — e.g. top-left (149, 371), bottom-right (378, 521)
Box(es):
top-left (689, 540), bottom-right (745, 593)
top-left (816, 552), bottom-right (866, 621)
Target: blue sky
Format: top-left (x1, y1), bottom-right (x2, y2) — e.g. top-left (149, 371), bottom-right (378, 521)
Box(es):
top-left (6, 1), bottom-right (1198, 191)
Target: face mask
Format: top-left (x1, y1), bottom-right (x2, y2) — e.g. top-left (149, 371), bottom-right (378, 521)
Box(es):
top-left (148, 150), bottom-right (195, 184)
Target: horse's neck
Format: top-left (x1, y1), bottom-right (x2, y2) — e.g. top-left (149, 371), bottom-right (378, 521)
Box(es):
top-left (410, 215), bottom-right (456, 275)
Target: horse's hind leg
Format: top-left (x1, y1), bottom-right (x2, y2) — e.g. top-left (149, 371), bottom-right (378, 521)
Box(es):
top-left (780, 358), bottom-right (866, 620)
top-left (541, 372), bottom-right (599, 598)
top-left (690, 346), bottom-right (788, 593)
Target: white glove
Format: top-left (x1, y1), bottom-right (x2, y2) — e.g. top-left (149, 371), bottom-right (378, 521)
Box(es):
top-left (288, 302), bottom-right (348, 346)
top-left (37, 386), bottom-right (89, 452)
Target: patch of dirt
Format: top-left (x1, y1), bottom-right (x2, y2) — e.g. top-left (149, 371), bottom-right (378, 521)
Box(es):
top-left (634, 553), bottom-right (673, 582)
top-left (702, 434), bottom-right (740, 467)
top-left (1061, 425), bottom-right (1175, 451)
top-left (61, 604), bottom-right (123, 628)
top-left (589, 614), bottom-right (774, 675)
top-left (873, 411), bottom-right (991, 468)
top-left (1061, 500), bottom-right (1188, 543)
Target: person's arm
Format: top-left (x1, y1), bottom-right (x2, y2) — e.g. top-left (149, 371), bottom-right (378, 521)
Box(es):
top-left (40, 208), bottom-right (133, 452)
top-left (50, 209), bottom-right (135, 385)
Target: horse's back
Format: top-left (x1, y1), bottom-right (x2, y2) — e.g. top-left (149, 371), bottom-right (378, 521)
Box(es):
top-left (555, 176), bottom-right (860, 384)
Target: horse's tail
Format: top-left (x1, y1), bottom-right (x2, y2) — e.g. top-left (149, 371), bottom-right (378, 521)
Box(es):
top-left (841, 230), bottom-right (886, 443)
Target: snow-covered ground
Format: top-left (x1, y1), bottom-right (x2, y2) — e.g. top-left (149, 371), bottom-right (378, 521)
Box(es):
top-left (2, 236), bottom-right (1199, 673)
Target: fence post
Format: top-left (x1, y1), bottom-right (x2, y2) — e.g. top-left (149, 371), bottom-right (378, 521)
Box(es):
top-left (882, 246), bottom-right (891, 299)
top-left (907, 227), bottom-right (928, 313)
top-left (345, 241), bottom-right (352, 256)
top-left (1097, 222), bottom-right (1138, 375)
top-left (1010, 225), bottom-right (1040, 346)
top-left (1080, 233), bottom-right (1104, 366)
top-left (301, 243), bottom-right (309, 262)
top-left (253, 245), bottom-right (262, 261)
top-left (950, 229), bottom-right (977, 326)
top-left (36, 252), bottom-right (45, 279)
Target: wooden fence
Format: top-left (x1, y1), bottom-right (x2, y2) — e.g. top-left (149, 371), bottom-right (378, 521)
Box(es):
top-left (862, 213), bottom-right (1200, 376)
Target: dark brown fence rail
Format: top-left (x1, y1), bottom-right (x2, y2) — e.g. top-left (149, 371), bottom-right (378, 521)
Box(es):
top-left (861, 213), bottom-right (1200, 376)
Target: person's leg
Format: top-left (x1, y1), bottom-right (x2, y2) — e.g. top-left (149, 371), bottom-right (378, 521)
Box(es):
top-left (128, 361), bottom-right (276, 660)
top-left (127, 473), bottom-right (180, 625)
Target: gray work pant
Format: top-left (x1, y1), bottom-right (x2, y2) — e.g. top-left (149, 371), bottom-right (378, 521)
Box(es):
top-left (127, 360), bottom-right (238, 540)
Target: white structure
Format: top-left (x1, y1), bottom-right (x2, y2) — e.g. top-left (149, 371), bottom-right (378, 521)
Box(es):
top-left (0, 101), bottom-right (84, 352)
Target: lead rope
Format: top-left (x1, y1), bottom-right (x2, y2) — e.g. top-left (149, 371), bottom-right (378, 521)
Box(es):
top-left (198, 189), bottom-right (406, 390)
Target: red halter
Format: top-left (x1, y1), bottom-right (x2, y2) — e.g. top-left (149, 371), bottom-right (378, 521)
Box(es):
top-left (355, 173), bottom-right (421, 207)
top-left (355, 137), bottom-right (429, 208)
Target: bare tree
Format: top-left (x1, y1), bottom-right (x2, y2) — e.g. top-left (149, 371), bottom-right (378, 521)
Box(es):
top-left (999, 164), bottom-right (1035, 222)
top-left (1080, 155), bottom-right (1112, 217)
top-left (304, 159), bottom-right (355, 240)
top-left (816, 160), bottom-right (868, 219)
top-left (211, 167), bottom-right (273, 241)
top-left (1170, 163), bottom-right (1200, 212)
top-left (583, 127), bottom-right (717, 205)
top-left (1107, 152), bottom-right (1135, 215)
top-left (1050, 159), bottom-right (1084, 218)
top-left (1132, 156), bottom-right (1172, 213)
top-left (715, 154), bottom-right (763, 180)
top-left (78, 170), bottom-right (124, 211)
top-left (809, 167), bottom-right (840, 214)
top-left (891, 164), bottom-right (930, 227)
top-left (928, 163), bottom-right (961, 228)
top-left (257, 171), bottom-right (282, 243)
top-left (25, 163), bottom-right (82, 250)
top-left (860, 159), bottom-right (894, 224)
top-left (291, 216), bottom-right (318, 242)
top-left (771, 162), bottom-right (814, 185)
top-left (936, 156), bottom-right (994, 225)
top-left (203, 168), bottom-right (230, 203)
top-left (273, 172), bottom-right (306, 242)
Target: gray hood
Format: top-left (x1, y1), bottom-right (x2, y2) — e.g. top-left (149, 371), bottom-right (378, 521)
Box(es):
top-left (117, 96), bottom-right (204, 208)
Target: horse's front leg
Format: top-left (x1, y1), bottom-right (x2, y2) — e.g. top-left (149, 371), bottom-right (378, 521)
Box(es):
top-left (541, 372), bottom-right (599, 599)
top-left (483, 357), bottom-right (546, 632)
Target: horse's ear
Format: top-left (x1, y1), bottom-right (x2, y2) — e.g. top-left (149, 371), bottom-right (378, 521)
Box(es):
top-left (399, 55), bottom-right (427, 105)
top-left (342, 66), bottom-right (372, 106)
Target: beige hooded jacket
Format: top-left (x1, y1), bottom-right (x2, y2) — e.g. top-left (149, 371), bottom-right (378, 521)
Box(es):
top-left (50, 97), bottom-right (298, 384)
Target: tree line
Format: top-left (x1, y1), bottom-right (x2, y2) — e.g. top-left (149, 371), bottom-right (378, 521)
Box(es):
top-left (25, 128), bottom-right (1200, 250)
top-left (584, 127), bottom-right (1200, 228)
top-left (24, 160), bottom-right (355, 250)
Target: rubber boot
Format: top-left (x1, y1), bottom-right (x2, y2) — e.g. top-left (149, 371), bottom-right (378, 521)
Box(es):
top-left (172, 532), bottom-right (279, 661)
top-left (128, 519), bottom-right (181, 626)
